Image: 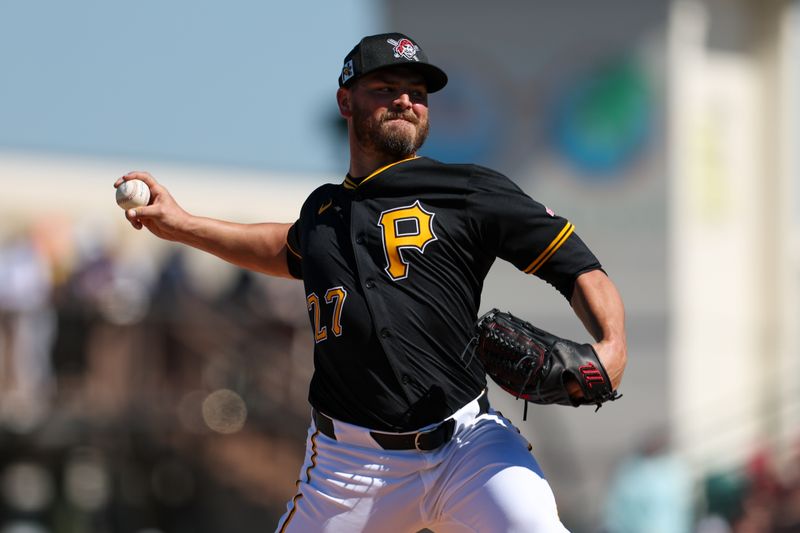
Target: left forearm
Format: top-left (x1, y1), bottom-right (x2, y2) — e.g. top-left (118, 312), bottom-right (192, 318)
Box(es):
top-left (570, 269), bottom-right (627, 388)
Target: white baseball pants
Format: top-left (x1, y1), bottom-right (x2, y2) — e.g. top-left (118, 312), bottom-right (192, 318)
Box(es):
top-left (276, 393), bottom-right (570, 532)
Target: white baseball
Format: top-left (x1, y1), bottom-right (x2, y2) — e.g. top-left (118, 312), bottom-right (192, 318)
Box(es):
top-left (116, 179), bottom-right (151, 210)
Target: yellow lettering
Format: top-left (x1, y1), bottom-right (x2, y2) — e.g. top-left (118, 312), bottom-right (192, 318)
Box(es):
top-left (306, 293), bottom-right (327, 343)
top-left (378, 201), bottom-right (437, 281)
top-left (307, 286), bottom-right (349, 343)
top-left (324, 287), bottom-right (347, 337)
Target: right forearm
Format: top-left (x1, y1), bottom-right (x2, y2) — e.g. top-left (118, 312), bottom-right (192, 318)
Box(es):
top-left (117, 171), bottom-right (296, 279)
top-left (179, 216), bottom-right (294, 278)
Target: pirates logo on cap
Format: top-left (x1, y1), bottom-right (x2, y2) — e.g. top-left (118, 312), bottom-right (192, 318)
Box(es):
top-left (341, 59), bottom-right (355, 84)
top-left (387, 38), bottom-right (420, 61)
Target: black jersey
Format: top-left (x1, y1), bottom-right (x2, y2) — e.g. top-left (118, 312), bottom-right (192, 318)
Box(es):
top-left (285, 156), bottom-right (601, 431)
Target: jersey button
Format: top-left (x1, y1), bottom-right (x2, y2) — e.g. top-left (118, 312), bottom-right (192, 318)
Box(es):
top-left (401, 374), bottom-right (411, 385)
top-left (380, 328), bottom-right (391, 339)
top-left (365, 279), bottom-right (375, 289)
top-left (356, 234), bottom-right (365, 245)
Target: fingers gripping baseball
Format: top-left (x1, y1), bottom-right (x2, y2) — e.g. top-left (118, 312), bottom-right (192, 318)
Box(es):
top-left (113, 171), bottom-right (189, 239)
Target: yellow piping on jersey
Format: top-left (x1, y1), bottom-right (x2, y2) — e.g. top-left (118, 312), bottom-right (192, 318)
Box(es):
top-left (342, 156), bottom-right (419, 190)
top-left (524, 222), bottom-right (574, 275)
top-left (286, 239), bottom-right (302, 259)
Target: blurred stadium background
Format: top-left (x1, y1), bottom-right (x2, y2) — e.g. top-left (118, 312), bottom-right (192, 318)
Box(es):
top-left (1, 0), bottom-right (799, 531)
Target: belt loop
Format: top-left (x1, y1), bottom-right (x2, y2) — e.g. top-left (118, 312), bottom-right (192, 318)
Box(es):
top-left (313, 409), bottom-right (337, 441)
top-left (478, 390), bottom-right (489, 415)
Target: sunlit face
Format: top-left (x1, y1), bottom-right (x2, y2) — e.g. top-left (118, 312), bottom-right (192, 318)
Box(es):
top-left (348, 68), bottom-right (430, 160)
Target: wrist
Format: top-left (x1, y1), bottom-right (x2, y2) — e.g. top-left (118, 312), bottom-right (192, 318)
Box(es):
top-left (593, 338), bottom-right (627, 389)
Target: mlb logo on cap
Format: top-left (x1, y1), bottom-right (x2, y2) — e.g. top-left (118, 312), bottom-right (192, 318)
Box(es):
top-left (339, 32), bottom-right (448, 93)
top-left (341, 59), bottom-right (355, 85)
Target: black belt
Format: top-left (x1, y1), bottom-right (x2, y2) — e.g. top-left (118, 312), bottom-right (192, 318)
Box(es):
top-left (313, 393), bottom-right (489, 452)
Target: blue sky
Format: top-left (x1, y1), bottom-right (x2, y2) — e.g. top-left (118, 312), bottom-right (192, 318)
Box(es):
top-left (0, 0), bottom-right (381, 175)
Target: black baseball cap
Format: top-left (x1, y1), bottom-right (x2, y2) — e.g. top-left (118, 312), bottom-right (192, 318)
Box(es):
top-left (339, 33), bottom-right (448, 93)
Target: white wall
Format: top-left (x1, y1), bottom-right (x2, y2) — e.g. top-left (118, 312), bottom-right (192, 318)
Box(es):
top-left (668, 0), bottom-right (799, 471)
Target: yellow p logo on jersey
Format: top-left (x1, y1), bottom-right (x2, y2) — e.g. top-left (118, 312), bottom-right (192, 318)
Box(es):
top-left (378, 200), bottom-right (438, 281)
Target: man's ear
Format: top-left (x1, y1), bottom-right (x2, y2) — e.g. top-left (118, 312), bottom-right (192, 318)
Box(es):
top-left (337, 87), bottom-right (353, 118)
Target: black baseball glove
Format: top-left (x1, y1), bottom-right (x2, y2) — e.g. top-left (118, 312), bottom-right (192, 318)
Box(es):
top-left (470, 309), bottom-right (621, 411)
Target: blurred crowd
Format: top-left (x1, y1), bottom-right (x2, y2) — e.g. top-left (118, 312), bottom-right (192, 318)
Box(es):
top-left (603, 432), bottom-right (800, 533)
top-left (694, 446), bottom-right (800, 533)
top-left (0, 216), bottom-right (313, 533)
top-left (1, 216), bottom-right (799, 533)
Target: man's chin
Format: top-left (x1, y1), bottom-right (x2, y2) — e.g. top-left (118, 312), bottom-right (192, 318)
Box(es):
top-left (373, 137), bottom-right (417, 160)
top-left (387, 128), bottom-right (415, 143)
top-left (382, 119), bottom-right (417, 134)
top-left (358, 119), bottom-right (428, 159)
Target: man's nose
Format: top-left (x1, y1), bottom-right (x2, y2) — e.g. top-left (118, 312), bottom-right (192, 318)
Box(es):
top-left (392, 93), bottom-right (413, 110)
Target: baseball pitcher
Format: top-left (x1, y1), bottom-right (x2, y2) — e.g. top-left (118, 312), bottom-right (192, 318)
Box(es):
top-left (115, 33), bottom-right (627, 532)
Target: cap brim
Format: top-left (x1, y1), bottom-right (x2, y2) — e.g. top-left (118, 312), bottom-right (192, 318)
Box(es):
top-left (350, 63), bottom-right (448, 93)
top-left (411, 63), bottom-right (448, 93)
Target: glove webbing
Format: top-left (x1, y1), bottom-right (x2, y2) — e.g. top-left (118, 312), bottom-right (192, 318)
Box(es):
top-left (461, 332), bottom-right (541, 421)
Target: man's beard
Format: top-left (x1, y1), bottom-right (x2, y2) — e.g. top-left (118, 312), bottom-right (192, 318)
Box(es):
top-left (352, 105), bottom-right (430, 160)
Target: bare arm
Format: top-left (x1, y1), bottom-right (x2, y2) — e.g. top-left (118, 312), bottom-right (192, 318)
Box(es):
top-left (114, 171), bottom-right (295, 279)
top-left (570, 269), bottom-right (627, 389)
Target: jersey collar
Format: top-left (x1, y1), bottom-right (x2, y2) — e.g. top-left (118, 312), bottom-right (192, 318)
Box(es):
top-left (342, 156), bottom-right (419, 190)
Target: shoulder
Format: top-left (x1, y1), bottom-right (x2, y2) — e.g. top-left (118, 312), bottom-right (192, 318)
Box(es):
top-left (305, 182), bottom-right (340, 199)
top-left (412, 157), bottom-right (516, 189)
top-left (409, 156), bottom-right (483, 177)
top-left (404, 157), bottom-right (513, 190)
top-left (461, 163), bottom-right (525, 196)
top-left (299, 182), bottom-right (340, 214)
